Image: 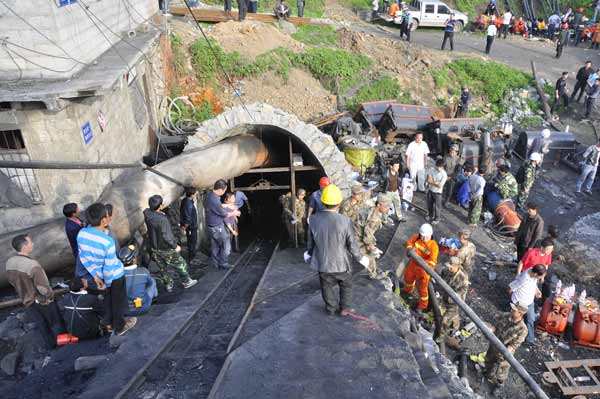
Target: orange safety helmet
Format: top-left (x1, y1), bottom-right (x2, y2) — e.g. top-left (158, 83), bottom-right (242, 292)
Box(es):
top-left (319, 176), bottom-right (331, 189)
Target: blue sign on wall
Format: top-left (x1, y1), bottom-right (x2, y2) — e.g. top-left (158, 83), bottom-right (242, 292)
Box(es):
top-left (81, 122), bottom-right (94, 145)
top-left (58, 0), bottom-right (77, 7)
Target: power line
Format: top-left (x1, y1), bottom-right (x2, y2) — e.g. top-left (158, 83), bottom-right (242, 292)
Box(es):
top-left (122, 0), bottom-right (166, 32)
top-left (181, 0), bottom-right (255, 121)
top-left (2, 39), bottom-right (77, 60)
top-left (0, 0), bottom-right (90, 66)
top-left (4, 46), bottom-right (79, 74)
top-left (0, 44), bottom-right (23, 83)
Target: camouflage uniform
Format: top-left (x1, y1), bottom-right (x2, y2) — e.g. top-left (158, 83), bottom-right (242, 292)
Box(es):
top-left (283, 194), bottom-right (306, 243)
top-left (468, 196), bottom-right (483, 225)
top-left (151, 249), bottom-right (191, 288)
top-left (484, 312), bottom-right (528, 385)
top-left (358, 208), bottom-right (385, 278)
top-left (495, 172), bottom-right (518, 200)
top-left (456, 240), bottom-right (476, 275)
top-left (517, 161), bottom-right (536, 209)
top-left (340, 197), bottom-right (364, 240)
top-left (440, 263), bottom-right (470, 336)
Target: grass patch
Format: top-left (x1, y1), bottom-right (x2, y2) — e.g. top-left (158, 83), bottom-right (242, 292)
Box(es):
top-left (170, 33), bottom-right (187, 76)
top-left (339, 0), bottom-right (372, 10)
top-left (169, 87), bottom-right (215, 124)
top-left (292, 24), bottom-right (338, 46)
top-left (454, 0), bottom-right (485, 18)
top-left (257, 0), bottom-right (326, 17)
top-left (190, 38), bottom-right (371, 94)
top-left (431, 58), bottom-right (532, 116)
top-left (346, 76), bottom-right (413, 111)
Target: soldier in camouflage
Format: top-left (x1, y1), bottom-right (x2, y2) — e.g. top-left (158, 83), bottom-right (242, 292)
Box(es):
top-left (440, 256), bottom-right (470, 338)
top-left (358, 194), bottom-right (390, 279)
top-left (456, 228), bottom-right (476, 275)
top-left (494, 164), bottom-right (518, 200)
top-left (283, 189), bottom-right (307, 244)
top-left (340, 184), bottom-right (367, 239)
top-left (516, 152), bottom-right (541, 210)
top-left (484, 303), bottom-right (529, 387)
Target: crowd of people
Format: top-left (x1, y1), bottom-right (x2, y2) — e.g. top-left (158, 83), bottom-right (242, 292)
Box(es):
top-left (547, 60), bottom-right (600, 119)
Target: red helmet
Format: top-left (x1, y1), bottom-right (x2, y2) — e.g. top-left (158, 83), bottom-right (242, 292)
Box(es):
top-left (319, 176), bottom-right (331, 189)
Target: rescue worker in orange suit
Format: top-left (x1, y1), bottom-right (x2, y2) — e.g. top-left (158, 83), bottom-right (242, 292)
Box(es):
top-left (402, 223), bottom-right (439, 312)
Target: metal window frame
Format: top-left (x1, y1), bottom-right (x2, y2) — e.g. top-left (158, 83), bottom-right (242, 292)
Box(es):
top-left (0, 130), bottom-right (44, 205)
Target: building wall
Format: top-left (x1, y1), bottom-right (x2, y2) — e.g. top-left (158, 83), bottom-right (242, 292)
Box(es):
top-left (0, 0), bottom-right (158, 80)
top-left (0, 56), bottom-right (161, 234)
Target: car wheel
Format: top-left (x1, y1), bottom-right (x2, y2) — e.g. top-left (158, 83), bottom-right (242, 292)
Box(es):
top-left (454, 21), bottom-right (464, 32)
top-left (411, 18), bottom-right (419, 31)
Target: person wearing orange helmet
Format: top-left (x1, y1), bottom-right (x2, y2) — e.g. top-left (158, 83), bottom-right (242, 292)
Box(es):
top-left (401, 223), bottom-right (439, 312)
top-left (307, 176), bottom-right (330, 224)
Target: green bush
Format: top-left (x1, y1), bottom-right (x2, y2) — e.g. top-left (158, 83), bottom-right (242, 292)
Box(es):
top-left (292, 24), bottom-right (338, 46)
top-left (431, 58), bottom-right (532, 116)
top-left (257, 0), bottom-right (326, 17)
top-left (169, 94), bottom-right (215, 124)
top-left (170, 33), bottom-right (187, 76)
top-left (339, 0), bottom-right (372, 10)
top-left (346, 76), bottom-right (413, 111)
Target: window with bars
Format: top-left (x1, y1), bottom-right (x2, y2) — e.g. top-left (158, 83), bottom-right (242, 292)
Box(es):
top-left (0, 130), bottom-right (43, 205)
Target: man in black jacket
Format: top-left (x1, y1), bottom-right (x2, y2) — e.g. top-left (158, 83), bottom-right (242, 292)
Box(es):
top-left (514, 202), bottom-right (544, 261)
top-left (144, 195), bottom-right (197, 292)
top-left (572, 61), bottom-right (593, 103)
top-left (59, 279), bottom-right (104, 340)
top-left (551, 72), bottom-right (569, 113)
top-left (180, 187), bottom-right (198, 262)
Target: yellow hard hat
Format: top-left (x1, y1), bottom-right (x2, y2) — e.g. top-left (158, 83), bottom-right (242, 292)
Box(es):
top-left (321, 184), bottom-right (343, 206)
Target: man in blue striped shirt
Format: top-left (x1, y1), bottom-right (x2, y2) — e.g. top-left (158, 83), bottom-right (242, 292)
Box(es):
top-left (77, 203), bottom-right (136, 336)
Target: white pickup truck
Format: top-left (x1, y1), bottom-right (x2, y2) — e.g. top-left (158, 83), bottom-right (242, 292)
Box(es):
top-left (381, 0), bottom-right (469, 31)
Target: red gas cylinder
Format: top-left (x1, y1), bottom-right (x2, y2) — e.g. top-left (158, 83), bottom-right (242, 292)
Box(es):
top-left (536, 297), bottom-right (572, 336)
top-left (573, 300), bottom-right (600, 349)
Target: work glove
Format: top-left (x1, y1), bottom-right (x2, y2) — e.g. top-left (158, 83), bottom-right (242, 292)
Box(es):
top-left (303, 251), bottom-right (311, 263)
top-left (291, 218), bottom-right (297, 225)
top-left (359, 256), bottom-right (370, 268)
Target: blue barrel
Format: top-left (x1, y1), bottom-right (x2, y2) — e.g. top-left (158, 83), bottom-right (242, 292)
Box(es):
top-left (486, 190), bottom-right (501, 211)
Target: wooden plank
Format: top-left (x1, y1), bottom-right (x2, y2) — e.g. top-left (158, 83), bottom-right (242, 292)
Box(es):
top-left (170, 6), bottom-right (327, 26)
top-left (584, 365), bottom-right (600, 385)
top-left (546, 359), bottom-right (600, 368)
top-left (560, 366), bottom-right (577, 387)
top-left (234, 185), bottom-right (290, 191)
top-left (246, 165), bottom-right (320, 173)
top-left (289, 137), bottom-right (298, 248)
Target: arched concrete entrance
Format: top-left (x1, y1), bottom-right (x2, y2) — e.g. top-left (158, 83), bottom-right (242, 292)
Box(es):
top-left (186, 103), bottom-right (355, 194)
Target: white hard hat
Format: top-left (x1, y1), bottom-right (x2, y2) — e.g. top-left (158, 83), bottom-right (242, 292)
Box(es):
top-left (541, 129), bottom-right (551, 138)
top-left (530, 152), bottom-right (542, 162)
top-left (420, 223), bottom-right (433, 237)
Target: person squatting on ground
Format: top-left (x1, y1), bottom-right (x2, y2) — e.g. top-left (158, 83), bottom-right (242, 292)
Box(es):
top-left (305, 184), bottom-right (369, 316)
top-left (440, 256), bottom-right (470, 346)
top-left (509, 264), bottom-right (547, 344)
top-left (576, 140), bottom-right (600, 194)
top-left (119, 244), bottom-right (158, 317)
top-left (144, 195), bottom-right (197, 292)
top-left (514, 202), bottom-right (545, 261)
top-left (405, 133), bottom-right (430, 192)
top-left (551, 72), bottom-right (570, 114)
top-left (180, 187), bottom-right (199, 263)
top-left (442, 144), bottom-right (462, 206)
top-left (426, 158), bottom-right (447, 224)
top-left (6, 234), bottom-right (65, 346)
top-left (465, 165), bottom-right (486, 226)
top-left (59, 278), bottom-right (103, 340)
top-left (484, 303), bottom-right (529, 388)
top-left (441, 13), bottom-right (457, 51)
top-left (358, 194), bottom-right (391, 279)
top-left (384, 159), bottom-right (406, 222)
top-left (282, 188), bottom-right (307, 245)
top-left (515, 152), bottom-right (541, 209)
top-left (402, 223), bottom-right (439, 312)
top-left (204, 180), bottom-right (240, 270)
top-left (78, 203), bottom-right (136, 336)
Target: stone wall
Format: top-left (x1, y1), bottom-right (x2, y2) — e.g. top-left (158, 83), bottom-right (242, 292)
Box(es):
top-left (0, 53), bottom-right (162, 234)
top-left (186, 103), bottom-right (355, 195)
top-left (0, 0), bottom-right (158, 80)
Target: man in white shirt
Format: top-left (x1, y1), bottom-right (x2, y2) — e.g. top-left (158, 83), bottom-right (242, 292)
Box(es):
top-left (509, 264), bottom-right (547, 344)
top-left (426, 159), bottom-right (447, 224)
top-left (486, 21), bottom-right (497, 54)
top-left (465, 165), bottom-right (485, 226)
top-left (501, 9), bottom-right (512, 39)
top-left (405, 133), bottom-right (430, 192)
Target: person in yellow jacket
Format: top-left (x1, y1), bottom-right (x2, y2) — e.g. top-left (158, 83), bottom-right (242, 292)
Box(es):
top-left (402, 223), bottom-right (439, 311)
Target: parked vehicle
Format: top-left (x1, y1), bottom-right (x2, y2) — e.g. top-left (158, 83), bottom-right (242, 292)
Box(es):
top-left (379, 0), bottom-right (468, 31)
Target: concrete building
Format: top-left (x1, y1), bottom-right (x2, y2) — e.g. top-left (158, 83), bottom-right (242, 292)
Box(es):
top-left (0, 0), bottom-right (165, 235)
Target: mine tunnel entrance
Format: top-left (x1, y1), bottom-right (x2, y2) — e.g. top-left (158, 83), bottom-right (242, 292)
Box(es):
top-left (232, 125), bottom-right (325, 242)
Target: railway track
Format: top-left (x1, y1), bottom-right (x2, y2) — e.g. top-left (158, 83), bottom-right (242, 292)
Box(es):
top-left (120, 239), bottom-right (278, 399)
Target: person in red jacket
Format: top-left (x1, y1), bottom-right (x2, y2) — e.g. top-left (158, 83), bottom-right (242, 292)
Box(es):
top-left (402, 223), bottom-right (439, 311)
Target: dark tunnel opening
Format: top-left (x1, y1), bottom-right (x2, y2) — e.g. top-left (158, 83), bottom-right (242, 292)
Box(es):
top-left (232, 125), bottom-right (325, 243)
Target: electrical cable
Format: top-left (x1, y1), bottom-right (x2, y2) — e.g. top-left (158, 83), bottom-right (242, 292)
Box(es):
top-left (0, 0), bottom-right (90, 66)
top-left (0, 44), bottom-right (23, 83)
top-left (122, 0), bottom-right (166, 32)
top-left (2, 39), bottom-right (77, 60)
top-left (181, 0), bottom-right (255, 121)
top-left (4, 46), bottom-right (79, 74)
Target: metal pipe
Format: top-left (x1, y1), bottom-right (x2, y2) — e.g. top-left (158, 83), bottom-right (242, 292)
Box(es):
top-left (407, 249), bottom-right (550, 399)
top-left (0, 160), bottom-right (140, 170)
top-left (0, 135), bottom-right (269, 286)
top-left (427, 280), bottom-right (443, 342)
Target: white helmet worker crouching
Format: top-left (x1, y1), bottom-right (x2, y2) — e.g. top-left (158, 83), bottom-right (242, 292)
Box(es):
top-left (419, 223), bottom-right (433, 240)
